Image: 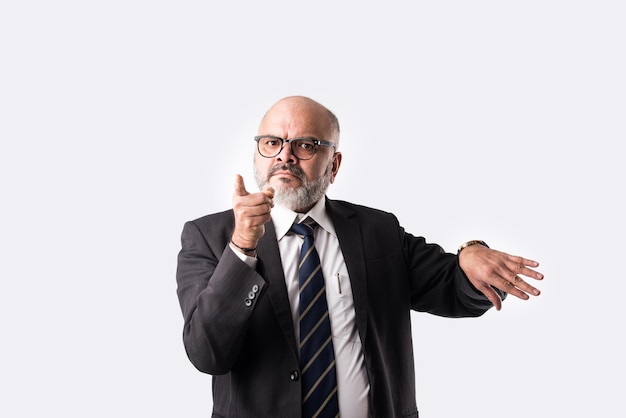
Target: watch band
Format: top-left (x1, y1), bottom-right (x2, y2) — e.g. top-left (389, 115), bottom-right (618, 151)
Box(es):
top-left (457, 240), bottom-right (489, 254)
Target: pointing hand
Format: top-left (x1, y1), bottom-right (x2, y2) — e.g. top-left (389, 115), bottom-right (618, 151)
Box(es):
top-left (231, 174), bottom-right (274, 253)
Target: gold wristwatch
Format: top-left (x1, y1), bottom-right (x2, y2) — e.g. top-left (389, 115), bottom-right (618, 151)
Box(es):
top-left (457, 240), bottom-right (489, 254)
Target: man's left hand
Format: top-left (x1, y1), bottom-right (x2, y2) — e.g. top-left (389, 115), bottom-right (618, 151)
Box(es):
top-left (459, 245), bottom-right (544, 310)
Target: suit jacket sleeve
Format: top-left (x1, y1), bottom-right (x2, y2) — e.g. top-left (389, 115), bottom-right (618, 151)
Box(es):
top-left (401, 227), bottom-right (504, 317)
top-left (176, 214), bottom-right (267, 375)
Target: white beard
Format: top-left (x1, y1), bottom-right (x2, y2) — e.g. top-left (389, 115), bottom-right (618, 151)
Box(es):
top-left (254, 163), bottom-right (332, 212)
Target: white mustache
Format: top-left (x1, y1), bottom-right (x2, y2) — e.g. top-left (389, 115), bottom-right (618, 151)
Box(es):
top-left (268, 165), bottom-right (305, 181)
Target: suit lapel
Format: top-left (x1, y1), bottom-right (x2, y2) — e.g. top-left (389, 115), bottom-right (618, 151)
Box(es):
top-left (326, 198), bottom-right (369, 343)
top-left (256, 220), bottom-right (299, 357)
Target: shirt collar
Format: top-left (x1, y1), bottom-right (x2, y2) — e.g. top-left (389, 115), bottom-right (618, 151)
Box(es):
top-left (272, 197), bottom-right (336, 240)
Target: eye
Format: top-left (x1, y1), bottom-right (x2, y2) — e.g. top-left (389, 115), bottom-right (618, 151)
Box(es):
top-left (263, 137), bottom-right (281, 147)
top-left (295, 139), bottom-right (316, 151)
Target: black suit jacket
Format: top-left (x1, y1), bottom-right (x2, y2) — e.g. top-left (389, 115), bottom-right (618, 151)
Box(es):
top-left (176, 198), bottom-right (500, 418)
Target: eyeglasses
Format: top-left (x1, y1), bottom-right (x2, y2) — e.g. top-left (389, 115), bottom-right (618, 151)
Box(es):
top-left (254, 135), bottom-right (336, 160)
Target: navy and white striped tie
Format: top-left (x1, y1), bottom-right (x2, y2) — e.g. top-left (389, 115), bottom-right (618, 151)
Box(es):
top-left (291, 219), bottom-right (339, 418)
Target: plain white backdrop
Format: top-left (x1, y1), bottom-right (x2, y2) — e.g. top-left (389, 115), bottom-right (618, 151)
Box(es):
top-left (1, 1), bottom-right (624, 417)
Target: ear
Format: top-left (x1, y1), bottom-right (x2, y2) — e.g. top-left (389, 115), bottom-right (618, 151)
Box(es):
top-left (330, 152), bottom-right (342, 184)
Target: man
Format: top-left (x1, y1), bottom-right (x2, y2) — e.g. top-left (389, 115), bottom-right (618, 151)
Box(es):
top-left (176, 96), bottom-right (543, 417)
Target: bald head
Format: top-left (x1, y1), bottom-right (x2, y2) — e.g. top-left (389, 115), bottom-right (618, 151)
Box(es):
top-left (258, 96), bottom-right (340, 148)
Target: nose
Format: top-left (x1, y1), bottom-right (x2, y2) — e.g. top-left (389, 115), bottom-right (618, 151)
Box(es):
top-left (276, 140), bottom-right (297, 163)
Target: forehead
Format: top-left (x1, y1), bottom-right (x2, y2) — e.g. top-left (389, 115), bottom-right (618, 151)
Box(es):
top-left (258, 100), bottom-right (332, 139)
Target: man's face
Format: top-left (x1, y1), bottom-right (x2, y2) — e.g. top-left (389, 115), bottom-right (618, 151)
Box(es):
top-left (253, 98), bottom-right (341, 212)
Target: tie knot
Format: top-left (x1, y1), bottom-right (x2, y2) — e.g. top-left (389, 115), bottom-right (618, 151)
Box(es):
top-left (290, 218), bottom-right (317, 238)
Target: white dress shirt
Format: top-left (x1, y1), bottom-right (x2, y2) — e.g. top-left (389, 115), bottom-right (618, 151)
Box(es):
top-left (231, 198), bottom-right (370, 417)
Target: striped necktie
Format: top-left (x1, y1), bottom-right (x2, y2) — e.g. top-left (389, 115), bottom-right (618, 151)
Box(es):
top-left (291, 219), bottom-right (340, 418)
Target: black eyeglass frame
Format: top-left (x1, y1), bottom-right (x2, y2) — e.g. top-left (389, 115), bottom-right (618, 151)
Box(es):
top-left (253, 135), bottom-right (336, 160)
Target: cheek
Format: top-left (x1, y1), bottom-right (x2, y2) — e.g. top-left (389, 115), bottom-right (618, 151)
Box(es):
top-left (301, 165), bottom-right (321, 181)
top-left (308, 158), bottom-right (332, 178)
top-left (254, 156), bottom-right (271, 173)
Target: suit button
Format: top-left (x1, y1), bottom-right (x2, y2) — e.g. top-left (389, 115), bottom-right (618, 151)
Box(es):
top-left (244, 299), bottom-right (252, 307)
top-left (290, 370), bottom-right (300, 381)
top-left (248, 291), bottom-right (256, 299)
top-left (252, 284), bottom-right (259, 293)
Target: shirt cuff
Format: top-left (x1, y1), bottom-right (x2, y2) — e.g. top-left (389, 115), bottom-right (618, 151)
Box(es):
top-left (229, 243), bottom-right (258, 269)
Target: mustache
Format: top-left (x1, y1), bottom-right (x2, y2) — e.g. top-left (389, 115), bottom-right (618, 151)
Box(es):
top-left (268, 164), bottom-right (306, 181)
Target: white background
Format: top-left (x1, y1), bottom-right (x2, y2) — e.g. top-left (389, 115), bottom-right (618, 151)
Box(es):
top-left (1, 1), bottom-right (624, 417)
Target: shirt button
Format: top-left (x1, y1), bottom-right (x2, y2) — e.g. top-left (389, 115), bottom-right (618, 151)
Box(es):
top-left (289, 370), bottom-right (300, 381)
top-left (245, 299), bottom-right (252, 307)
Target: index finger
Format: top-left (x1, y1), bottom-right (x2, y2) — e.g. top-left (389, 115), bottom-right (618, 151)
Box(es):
top-left (234, 174), bottom-right (249, 197)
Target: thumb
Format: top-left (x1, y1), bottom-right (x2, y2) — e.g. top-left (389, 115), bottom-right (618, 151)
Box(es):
top-left (234, 174), bottom-right (249, 196)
